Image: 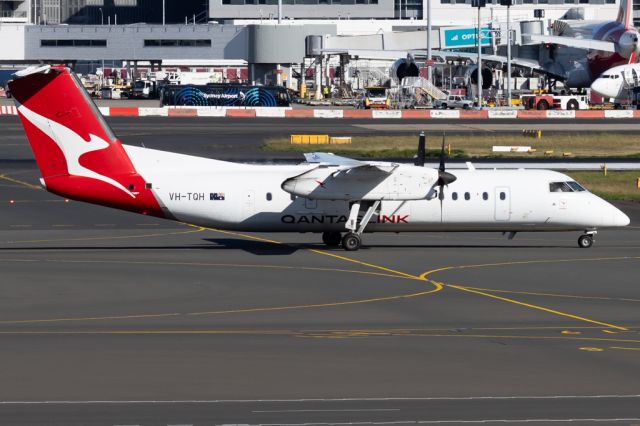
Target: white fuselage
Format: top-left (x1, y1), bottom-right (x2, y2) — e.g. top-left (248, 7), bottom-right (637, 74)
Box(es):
top-left (591, 63), bottom-right (640, 99)
top-left (124, 145), bottom-right (629, 233)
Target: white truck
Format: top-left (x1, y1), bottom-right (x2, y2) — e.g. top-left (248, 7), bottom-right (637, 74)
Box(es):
top-left (434, 94), bottom-right (474, 109)
top-left (133, 80), bottom-right (158, 99)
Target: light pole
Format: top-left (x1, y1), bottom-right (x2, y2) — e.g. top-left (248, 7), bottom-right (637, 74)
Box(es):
top-left (427, 0), bottom-right (432, 82)
top-left (472, 0), bottom-right (486, 108)
top-left (99, 7), bottom-right (103, 25)
top-left (162, 0), bottom-right (165, 25)
top-left (500, 0), bottom-right (513, 107)
top-left (278, 0), bottom-right (282, 24)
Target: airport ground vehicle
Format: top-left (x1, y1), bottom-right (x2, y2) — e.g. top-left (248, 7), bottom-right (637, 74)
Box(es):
top-left (433, 94), bottom-right (474, 110)
top-left (520, 94), bottom-right (589, 110)
top-left (8, 66), bottom-right (630, 250)
top-left (362, 86), bottom-right (390, 109)
top-left (160, 84), bottom-right (290, 107)
top-left (133, 80), bottom-right (159, 99)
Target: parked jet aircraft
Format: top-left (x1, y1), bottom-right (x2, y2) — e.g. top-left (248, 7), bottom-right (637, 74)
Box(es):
top-left (524, 0), bottom-right (639, 87)
top-left (8, 65), bottom-right (630, 250)
top-left (590, 62), bottom-right (640, 98)
top-left (324, 0), bottom-right (638, 89)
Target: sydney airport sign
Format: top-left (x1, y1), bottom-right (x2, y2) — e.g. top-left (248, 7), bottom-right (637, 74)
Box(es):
top-left (440, 26), bottom-right (491, 49)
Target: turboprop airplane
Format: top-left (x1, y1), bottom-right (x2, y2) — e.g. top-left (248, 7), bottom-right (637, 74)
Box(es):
top-left (590, 62), bottom-right (640, 99)
top-left (8, 65), bottom-right (630, 250)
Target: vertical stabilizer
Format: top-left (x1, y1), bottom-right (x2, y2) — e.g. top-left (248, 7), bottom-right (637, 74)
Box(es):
top-left (617, 0), bottom-right (633, 30)
top-left (8, 65), bottom-right (165, 217)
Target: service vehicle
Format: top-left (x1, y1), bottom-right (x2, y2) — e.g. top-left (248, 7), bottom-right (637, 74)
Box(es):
top-left (362, 86), bottom-right (390, 109)
top-left (434, 94), bottom-right (474, 109)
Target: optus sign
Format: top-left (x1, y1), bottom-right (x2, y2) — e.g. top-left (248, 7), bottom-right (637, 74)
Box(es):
top-left (440, 26), bottom-right (491, 49)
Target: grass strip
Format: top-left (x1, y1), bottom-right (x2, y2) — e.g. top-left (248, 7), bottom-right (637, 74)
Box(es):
top-left (263, 133), bottom-right (640, 159)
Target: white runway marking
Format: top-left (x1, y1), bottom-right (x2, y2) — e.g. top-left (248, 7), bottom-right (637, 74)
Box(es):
top-left (2, 394), bottom-right (640, 404)
top-left (252, 409), bottom-right (400, 413)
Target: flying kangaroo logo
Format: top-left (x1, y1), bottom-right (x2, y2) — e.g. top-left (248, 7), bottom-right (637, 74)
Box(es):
top-left (18, 104), bottom-right (136, 198)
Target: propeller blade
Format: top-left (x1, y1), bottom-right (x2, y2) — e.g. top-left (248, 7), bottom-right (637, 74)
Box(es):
top-left (415, 131), bottom-right (426, 167)
top-left (436, 132), bottom-right (457, 186)
top-left (439, 133), bottom-right (446, 173)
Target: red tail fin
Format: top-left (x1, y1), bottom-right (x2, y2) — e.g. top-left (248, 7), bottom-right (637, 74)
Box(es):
top-left (8, 65), bottom-right (164, 217)
top-left (616, 0), bottom-right (633, 30)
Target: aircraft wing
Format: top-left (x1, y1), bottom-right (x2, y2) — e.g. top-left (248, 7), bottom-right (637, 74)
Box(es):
top-left (524, 34), bottom-right (617, 52)
top-left (304, 152), bottom-right (398, 173)
top-left (282, 153), bottom-right (399, 200)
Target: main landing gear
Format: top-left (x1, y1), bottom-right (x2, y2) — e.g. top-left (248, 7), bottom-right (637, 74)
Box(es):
top-left (321, 200), bottom-right (381, 251)
top-left (322, 231), bottom-right (342, 247)
top-left (578, 230), bottom-right (596, 248)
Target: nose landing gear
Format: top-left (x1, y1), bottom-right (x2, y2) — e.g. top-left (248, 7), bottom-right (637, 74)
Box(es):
top-left (578, 230), bottom-right (597, 248)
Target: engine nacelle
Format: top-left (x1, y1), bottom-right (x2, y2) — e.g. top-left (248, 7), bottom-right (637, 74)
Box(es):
top-left (617, 30), bottom-right (640, 60)
top-left (282, 165), bottom-right (438, 201)
top-left (390, 56), bottom-right (420, 81)
top-left (469, 65), bottom-right (493, 90)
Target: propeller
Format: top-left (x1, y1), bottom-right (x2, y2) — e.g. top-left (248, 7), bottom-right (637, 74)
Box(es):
top-left (435, 133), bottom-right (456, 222)
top-left (415, 131), bottom-right (426, 167)
top-left (437, 133), bottom-right (457, 187)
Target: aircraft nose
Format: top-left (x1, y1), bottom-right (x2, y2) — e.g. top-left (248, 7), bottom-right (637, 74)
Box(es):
top-left (590, 79), bottom-right (609, 98)
top-left (612, 208), bottom-right (631, 227)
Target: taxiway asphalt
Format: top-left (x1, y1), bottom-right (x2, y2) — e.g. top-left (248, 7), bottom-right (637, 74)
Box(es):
top-left (4, 116), bottom-right (640, 162)
top-left (1, 115), bottom-right (640, 425)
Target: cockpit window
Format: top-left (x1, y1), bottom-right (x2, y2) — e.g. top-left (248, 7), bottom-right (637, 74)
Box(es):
top-left (566, 181), bottom-right (586, 192)
top-left (549, 182), bottom-right (573, 192)
top-left (549, 181), bottom-right (586, 192)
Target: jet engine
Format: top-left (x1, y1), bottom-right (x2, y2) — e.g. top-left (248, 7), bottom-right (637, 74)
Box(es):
top-left (617, 30), bottom-right (640, 61)
top-left (390, 55), bottom-right (420, 81)
top-left (469, 65), bottom-right (493, 90)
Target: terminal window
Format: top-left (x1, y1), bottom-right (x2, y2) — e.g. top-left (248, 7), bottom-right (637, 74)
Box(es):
top-left (40, 39), bottom-right (107, 47)
top-left (224, 0), bottom-right (379, 4)
top-left (144, 39), bottom-right (212, 47)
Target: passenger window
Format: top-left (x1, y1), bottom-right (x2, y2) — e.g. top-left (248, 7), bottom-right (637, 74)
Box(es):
top-left (266, 192), bottom-right (272, 201)
top-left (452, 192), bottom-right (458, 200)
top-left (500, 192), bottom-right (506, 200)
top-left (464, 192), bottom-right (470, 200)
top-left (482, 192), bottom-right (488, 200)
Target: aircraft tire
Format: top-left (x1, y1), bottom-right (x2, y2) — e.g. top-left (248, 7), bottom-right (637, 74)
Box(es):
top-left (322, 231), bottom-right (342, 247)
top-left (342, 232), bottom-right (362, 251)
top-left (578, 234), bottom-right (593, 248)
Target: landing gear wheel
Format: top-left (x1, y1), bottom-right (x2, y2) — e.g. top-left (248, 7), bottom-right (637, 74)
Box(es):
top-left (322, 231), bottom-right (342, 247)
top-left (578, 234), bottom-right (593, 248)
top-left (342, 232), bottom-right (362, 251)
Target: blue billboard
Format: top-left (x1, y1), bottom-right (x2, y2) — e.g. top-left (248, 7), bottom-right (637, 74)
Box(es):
top-left (440, 27), bottom-right (491, 49)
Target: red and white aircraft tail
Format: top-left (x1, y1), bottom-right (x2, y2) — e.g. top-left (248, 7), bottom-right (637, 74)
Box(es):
top-left (8, 65), bottom-right (165, 217)
top-left (616, 0), bottom-right (633, 31)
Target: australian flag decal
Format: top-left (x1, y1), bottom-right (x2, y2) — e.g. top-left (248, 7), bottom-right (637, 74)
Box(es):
top-left (210, 192), bottom-right (226, 201)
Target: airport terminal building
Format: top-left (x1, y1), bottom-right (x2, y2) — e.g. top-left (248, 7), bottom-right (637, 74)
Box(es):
top-left (0, 0), bottom-right (626, 84)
